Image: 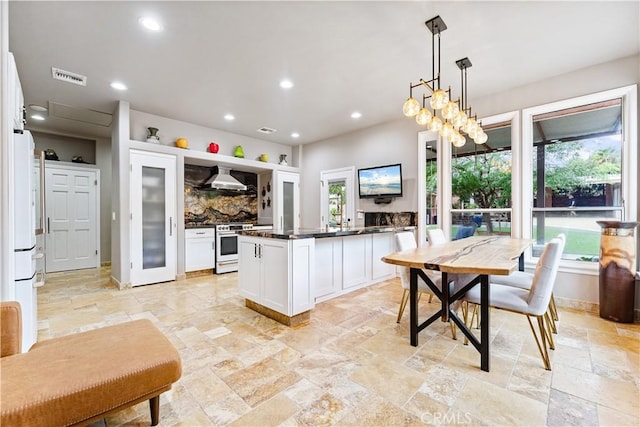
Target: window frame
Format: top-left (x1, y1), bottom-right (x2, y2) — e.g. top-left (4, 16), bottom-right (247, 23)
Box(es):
top-left (521, 85), bottom-right (637, 275)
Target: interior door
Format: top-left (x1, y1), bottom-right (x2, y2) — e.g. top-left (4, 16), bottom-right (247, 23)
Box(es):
top-left (45, 165), bottom-right (98, 272)
top-left (130, 150), bottom-right (177, 286)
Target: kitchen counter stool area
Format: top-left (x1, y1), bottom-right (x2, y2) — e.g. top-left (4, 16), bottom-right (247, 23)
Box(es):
top-left (237, 227), bottom-right (411, 325)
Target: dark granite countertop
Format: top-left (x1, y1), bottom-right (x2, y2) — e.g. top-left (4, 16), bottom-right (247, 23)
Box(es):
top-left (238, 225), bottom-right (416, 240)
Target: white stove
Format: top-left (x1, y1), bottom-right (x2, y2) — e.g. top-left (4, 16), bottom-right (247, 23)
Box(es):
top-left (215, 223), bottom-right (253, 273)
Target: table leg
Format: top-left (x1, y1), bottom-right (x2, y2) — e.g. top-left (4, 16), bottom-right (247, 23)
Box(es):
top-left (480, 274), bottom-right (490, 372)
top-left (410, 268), bottom-right (418, 346)
top-left (441, 272), bottom-right (449, 322)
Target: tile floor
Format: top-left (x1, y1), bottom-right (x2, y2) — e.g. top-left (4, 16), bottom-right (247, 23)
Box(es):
top-left (38, 268), bottom-right (639, 426)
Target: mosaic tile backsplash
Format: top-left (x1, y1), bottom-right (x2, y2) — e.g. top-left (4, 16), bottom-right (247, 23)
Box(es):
top-left (184, 164), bottom-right (258, 227)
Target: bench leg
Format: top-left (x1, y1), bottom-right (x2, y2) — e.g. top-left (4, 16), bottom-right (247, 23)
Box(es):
top-left (149, 396), bottom-right (160, 426)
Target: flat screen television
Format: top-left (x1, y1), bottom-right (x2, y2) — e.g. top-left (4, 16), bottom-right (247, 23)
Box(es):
top-left (358, 163), bottom-right (403, 199)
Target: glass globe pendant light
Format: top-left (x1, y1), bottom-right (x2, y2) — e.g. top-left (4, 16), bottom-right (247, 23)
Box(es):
top-left (451, 131), bottom-right (466, 148)
top-left (430, 89), bottom-right (449, 110)
top-left (440, 122), bottom-right (454, 139)
top-left (429, 116), bottom-right (443, 132)
top-left (474, 129), bottom-right (488, 145)
top-left (452, 110), bottom-right (468, 129)
top-left (415, 107), bottom-right (433, 126)
top-left (441, 100), bottom-right (459, 120)
top-left (403, 97), bottom-right (420, 117)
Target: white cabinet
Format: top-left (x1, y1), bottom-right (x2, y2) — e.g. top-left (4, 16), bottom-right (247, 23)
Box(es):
top-left (314, 237), bottom-right (343, 298)
top-left (315, 232), bottom-right (398, 302)
top-left (238, 236), bottom-right (314, 316)
top-left (273, 171), bottom-right (299, 230)
top-left (343, 234), bottom-right (372, 289)
top-left (185, 229), bottom-right (215, 272)
top-left (8, 53), bottom-right (25, 132)
top-left (371, 233), bottom-right (396, 281)
top-left (130, 150), bottom-right (177, 286)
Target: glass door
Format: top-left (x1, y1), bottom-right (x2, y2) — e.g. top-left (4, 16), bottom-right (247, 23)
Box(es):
top-left (130, 150), bottom-right (176, 286)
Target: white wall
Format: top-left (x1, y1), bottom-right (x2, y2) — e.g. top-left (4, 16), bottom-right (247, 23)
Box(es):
top-left (301, 119), bottom-right (422, 229)
top-left (95, 137), bottom-right (111, 264)
top-left (130, 110), bottom-right (293, 166)
top-left (300, 54), bottom-right (640, 311)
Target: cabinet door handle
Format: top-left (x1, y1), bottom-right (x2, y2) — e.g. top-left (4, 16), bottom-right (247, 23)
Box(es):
top-left (47, 217), bottom-right (50, 234)
top-left (254, 244), bottom-right (257, 258)
top-left (169, 217), bottom-right (173, 236)
top-left (259, 244), bottom-right (263, 258)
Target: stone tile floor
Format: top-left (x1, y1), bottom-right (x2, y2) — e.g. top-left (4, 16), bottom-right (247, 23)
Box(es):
top-left (38, 267), bottom-right (639, 426)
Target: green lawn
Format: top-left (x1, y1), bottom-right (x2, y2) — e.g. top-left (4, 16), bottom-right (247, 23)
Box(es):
top-left (429, 224), bottom-right (600, 260)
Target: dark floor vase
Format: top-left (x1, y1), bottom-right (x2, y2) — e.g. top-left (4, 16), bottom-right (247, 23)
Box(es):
top-left (596, 221), bottom-right (637, 323)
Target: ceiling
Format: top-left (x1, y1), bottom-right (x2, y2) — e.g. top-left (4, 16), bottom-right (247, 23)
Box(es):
top-left (8, 1), bottom-right (639, 146)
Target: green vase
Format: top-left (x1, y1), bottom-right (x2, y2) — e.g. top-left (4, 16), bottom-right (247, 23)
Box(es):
top-left (234, 146), bottom-right (245, 158)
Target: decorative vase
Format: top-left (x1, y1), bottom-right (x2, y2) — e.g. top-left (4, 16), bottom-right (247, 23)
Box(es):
top-left (146, 127), bottom-right (160, 144)
top-left (234, 146), bottom-right (245, 158)
top-left (279, 154), bottom-right (288, 165)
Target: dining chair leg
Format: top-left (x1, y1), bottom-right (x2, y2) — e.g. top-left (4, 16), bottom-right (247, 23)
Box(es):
top-left (397, 289), bottom-right (409, 323)
top-left (547, 305), bottom-right (558, 334)
top-left (549, 293), bottom-right (559, 321)
top-left (544, 311), bottom-right (556, 350)
top-left (428, 294), bottom-right (433, 303)
top-left (527, 315), bottom-right (552, 370)
top-left (462, 302), bottom-right (470, 345)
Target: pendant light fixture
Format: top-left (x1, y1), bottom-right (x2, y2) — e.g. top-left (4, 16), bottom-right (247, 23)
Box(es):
top-left (403, 16), bottom-right (487, 147)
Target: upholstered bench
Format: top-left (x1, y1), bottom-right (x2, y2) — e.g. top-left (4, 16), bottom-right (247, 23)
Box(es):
top-left (0, 302), bottom-right (182, 426)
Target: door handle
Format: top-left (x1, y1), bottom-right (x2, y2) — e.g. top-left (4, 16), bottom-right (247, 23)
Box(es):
top-left (47, 217), bottom-right (50, 234)
top-left (169, 217), bottom-right (173, 236)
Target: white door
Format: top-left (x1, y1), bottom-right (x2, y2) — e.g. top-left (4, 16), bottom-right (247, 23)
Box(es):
top-left (320, 167), bottom-right (355, 229)
top-left (45, 165), bottom-right (99, 272)
top-left (130, 150), bottom-right (177, 286)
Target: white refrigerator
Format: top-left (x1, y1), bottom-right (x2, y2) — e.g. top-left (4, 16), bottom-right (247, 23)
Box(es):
top-left (13, 130), bottom-right (45, 352)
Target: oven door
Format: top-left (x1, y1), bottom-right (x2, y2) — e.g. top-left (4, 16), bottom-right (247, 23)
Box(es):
top-left (216, 232), bottom-right (239, 273)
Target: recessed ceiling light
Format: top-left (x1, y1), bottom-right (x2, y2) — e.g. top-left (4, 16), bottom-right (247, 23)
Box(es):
top-left (29, 104), bottom-right (48, 112)
top-left (110, 81), bottom-right (128, 91)
top-left (279, 79), bottom-right (294, 89)
top-left (224, 114), bottom-right (235, 121)
top-left (30, 114), bottom-right (45, 121)
top-left (139, 17), bottom-right (163, 32)
top-left (291, 132), bottom-right (300, 138)
top-left (351, 111), bottom-right (362, 119)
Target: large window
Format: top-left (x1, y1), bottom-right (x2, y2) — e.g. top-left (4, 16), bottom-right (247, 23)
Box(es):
top-left (419, 85), bottom-right (636, 272)
top-left (531, 100), bottom-right (623, 261)
top-left (523, 85), bottom-right (636, 269)
top-left (450, 121), bottom-right (513, 240)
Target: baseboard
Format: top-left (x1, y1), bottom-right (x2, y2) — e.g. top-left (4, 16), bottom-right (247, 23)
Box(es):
top-left (110, 275), bottom-right (131, 290)
top-left (100, 261), bottom-right (111, 267)
top-left (555, 296), bottom-right (640, 323)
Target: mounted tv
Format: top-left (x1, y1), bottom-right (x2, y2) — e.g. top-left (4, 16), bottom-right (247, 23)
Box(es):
top-left (358, 163), bottom-right (403, 203)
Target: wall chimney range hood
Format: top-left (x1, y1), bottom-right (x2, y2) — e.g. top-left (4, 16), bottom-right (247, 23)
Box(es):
top-left (204, 166), bottom-right (247, 191)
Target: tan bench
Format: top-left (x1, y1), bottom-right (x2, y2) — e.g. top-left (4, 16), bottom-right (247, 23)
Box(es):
top-left (1, 302), bottom-right (182, 426)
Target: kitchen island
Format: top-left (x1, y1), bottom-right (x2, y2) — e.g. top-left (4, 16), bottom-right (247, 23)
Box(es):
top-left (237, 226), bottom-right (414, 326)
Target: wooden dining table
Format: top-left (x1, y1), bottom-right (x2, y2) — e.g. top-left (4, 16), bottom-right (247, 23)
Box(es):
top-left (382, 235), bottom-right (531, 372)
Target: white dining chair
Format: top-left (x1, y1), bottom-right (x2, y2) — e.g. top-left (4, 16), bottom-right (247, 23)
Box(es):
top-left (395, 232), bottom-right (436, 322)
top-left (463, 238), bottom-right (563, 370)
top-left (394, 231), bottom-right (458, 339)
top-left (426, 228), bottom-right (447, 245)
top-left (489, 234), bottom-right (566, 333)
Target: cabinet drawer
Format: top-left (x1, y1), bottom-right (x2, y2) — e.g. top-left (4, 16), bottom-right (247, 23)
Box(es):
top-left (185, 228), bottom-right (215, 238)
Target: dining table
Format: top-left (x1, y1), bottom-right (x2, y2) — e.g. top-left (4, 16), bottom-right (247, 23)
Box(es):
top-left (382, 235), bottom-right (531, 372)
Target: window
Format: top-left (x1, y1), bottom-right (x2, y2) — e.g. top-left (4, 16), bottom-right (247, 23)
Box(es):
top-left (523, 85), bottom-right (637, 269)
top-left (451, 121), bottom-right (513, 239)
top-left (320, 167), bottom-right (355, 229)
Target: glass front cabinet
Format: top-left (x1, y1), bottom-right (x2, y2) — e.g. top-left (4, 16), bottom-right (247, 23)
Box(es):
top-left (130, 150), bottom-right (177, 286)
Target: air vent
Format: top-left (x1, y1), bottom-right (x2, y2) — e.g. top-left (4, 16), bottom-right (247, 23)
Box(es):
top-left (257, 127), bottom-right (277, 134)
top-left (51, 67), bottom-right (87, 86)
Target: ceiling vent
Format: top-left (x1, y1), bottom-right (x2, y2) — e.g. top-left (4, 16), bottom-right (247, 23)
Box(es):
top-left (257, 127), bottom-right (277, 134)
top-left (51, 67), bottom-right (87, 86)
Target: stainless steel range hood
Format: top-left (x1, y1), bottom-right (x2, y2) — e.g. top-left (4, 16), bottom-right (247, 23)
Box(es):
top-left (204, 166), bottom-right (247, 191)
